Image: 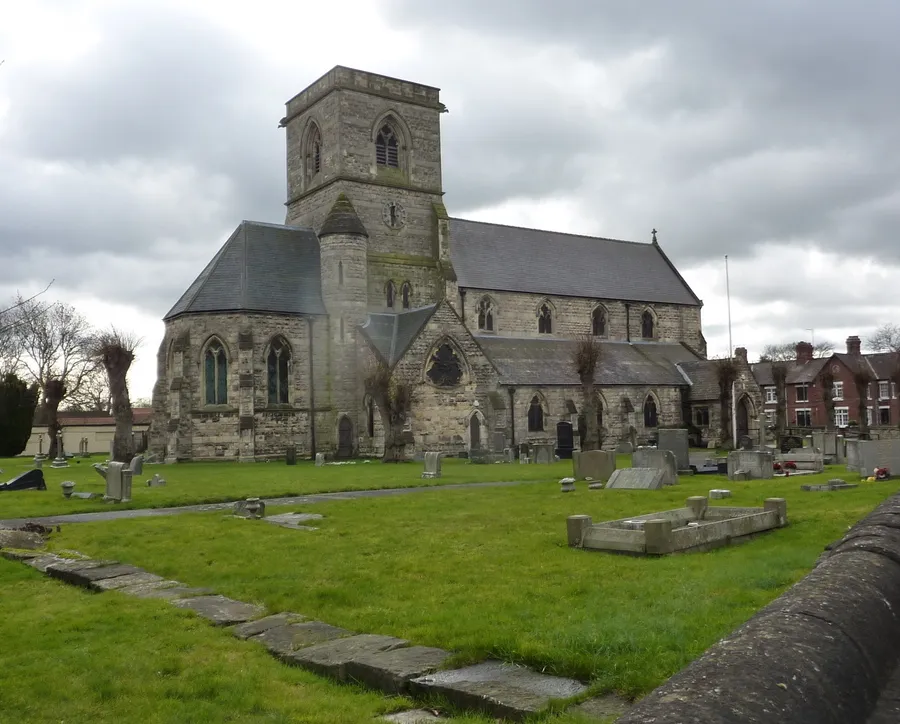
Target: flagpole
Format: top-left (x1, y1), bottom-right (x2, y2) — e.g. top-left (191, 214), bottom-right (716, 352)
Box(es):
top-left (725, 255), bottom-right (733, 358)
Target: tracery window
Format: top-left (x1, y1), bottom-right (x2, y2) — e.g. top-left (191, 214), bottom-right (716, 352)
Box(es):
top-left (426, 343), bottom-right (463, 387)
top-left (204, 339), bottom-right (228, 405)
top-left (528, 396), bottom-right (545, 432)
top-left (267, 337), bottom-right (291, 405)
top-left (401, 282), bottom-right (411, 310)
top-left (641, 310), bottom-right (655, 339)
top-left (538, 304), bottom-right (552, 334)
top-left (592, 307), bottom-right (606, 336)
top-left (376, 124), bottom-right (399, 168)
top-left (477, 297), bottom-right (494, 331)
top-left (643, 396), bottom-right (658, 428)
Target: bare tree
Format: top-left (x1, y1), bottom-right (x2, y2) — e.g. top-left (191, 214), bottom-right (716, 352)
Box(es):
top-left (364, 360), bottom-right (412, 463)
top-left (93, 327), bottom-right (141, 462)
top-left (759, 340), bottom-right (834, 362)
top-left (868, 323), bottom-right (900, 353)
top-left (572, 334), bottom-right (602, 450)
top-left (715, 357), bottom-right (738, 447)
top-left (44, 378), bottom-right (66, 458)
top-left (63, 366), bottom-right (112, 412)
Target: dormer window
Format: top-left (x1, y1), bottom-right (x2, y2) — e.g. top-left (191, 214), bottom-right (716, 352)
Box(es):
top-left (376, 124), bottom-right (399, 168)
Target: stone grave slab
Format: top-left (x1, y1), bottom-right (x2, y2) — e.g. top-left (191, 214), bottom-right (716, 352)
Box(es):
top-left (709, 489), bottom-right (732, 499)
top-left (264, 513), bottom-right (323, 530)
top-left (657, 428), bottom-right (690, 471)
top-left (632, 448), bottom-right (677, 485)
top-left (105, 461), bottom-right (127, 501)
top-left (232, 612), bottom-right (308, 640)
top-left (115, 580), bottom-right (184, 598)
top-left (46, 561), bottom-right (145, 588)
top-left (286, 633), bottom-right (409, 681)
top-left (802, 482), bottom-right (859, 492)
top-left (24, 554), bottom-right (66, 572)
top-left (171, 595), bottom-right (265, 626)
top-left (409, 660), bottom-right (587, 721)
top-left (606, 468), bottom-right (667, 490)
top-left (91, 571), bottom-right (167, 591)
top-left (858, 439), bottom-right (900, 477)
top-left (125, 584), bottom-right (214, 600)
top-left (0, 469), bottom-right (46, 492)
top-left (727, 450), bottom-right (774, 480)
top-left (616, 442), bottom-right (634, 454)
top-left (572, 450), bottom-right (616, 482)
top-left (345, 645), bottom-right (454, 695)
top-left (70, 491), bottom-right (104, 499)
top-left (252, 621), bottom-right (353, 658)
top-left (567, 694), bottom-right (630, 720)
top-left (0, 529), bottom-right (45, 550)
top-left (1, 549), bottom-right (41, 561)
top-left (381, 711), bottom-right (443, 724)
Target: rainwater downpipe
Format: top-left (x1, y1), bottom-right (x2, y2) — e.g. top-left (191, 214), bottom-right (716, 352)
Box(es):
top-left (307, 316), bottom-right (316, 458)
top-left (625, 304), bottom-right (631, 342)
top-left (508, 386), bottom-right (516, 457)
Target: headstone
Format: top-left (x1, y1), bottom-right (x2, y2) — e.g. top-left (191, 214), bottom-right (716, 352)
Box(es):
top-left (105, 461), bottom-right (126, 501)
top-left (606, 468), bottom-right (667, 490)
top-left (315, 452), bottom-right (325, 467)
top-left (856, 439), bottom-right (900, 478)
top-left (285, 445), bottom-right (297, 466)
top-left (129, 454), bottom-right (144, 476)
top-left (533, 444), bottom-right (555, 464)
top-left (421, 451), bottom-right (442, 479)
top-left (555, 421), bottom-right (575, 459)
top-left (572, 450), bottom-right (616, 482)
top-left (726, 450), bottom-right (774, 480)
top-left (709, 489), bottom-right (732, 499)
top-left (615, 441), bottom-right (634, 454)
top-left (845, 439), bottom-right (860, 473)
top-left (0, 470), bottom-right (47, 492)
top-left (740, 436), bottom-right (753, 451)
top-left (559, 477), bottom-right (575, 493)
top-left (504, 448), bottom-right (515, 463)
top-left (121, 469), bottom-right (133, 502)
top-left (146, 474), bottom-right (167, 487)
top-left (632, 448), bottom-right (678, 485)
top-left (657, 429), bottom-right (689, 471)
top-left (51, 433), bottom-right (69, 468)
top-left (835, 436), bottom-right (846, 463)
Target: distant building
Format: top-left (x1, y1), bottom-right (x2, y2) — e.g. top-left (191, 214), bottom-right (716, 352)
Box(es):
top-left (25, 408), bottom-right (153, 457)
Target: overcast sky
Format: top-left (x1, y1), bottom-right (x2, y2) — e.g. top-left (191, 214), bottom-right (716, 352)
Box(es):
top-left (2, 0), bottom-right (899, 398)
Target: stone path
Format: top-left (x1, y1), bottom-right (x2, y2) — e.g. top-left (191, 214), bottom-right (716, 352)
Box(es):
top-left (0, 480), bottom-right (538, 529)
top-left (1, 547), bottom-right (630, 722)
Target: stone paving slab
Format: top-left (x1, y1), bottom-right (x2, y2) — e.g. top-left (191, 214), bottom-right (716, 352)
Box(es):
top-left (381, 710), bottom-right (444, 723)
top-left (92, 571), bottom-right (167, 591)
top-left (46, 562), bottom-right (145, 588)
top-left (253, 621), bottom-right (354, 658)
top-left (232, 612), bottom-right (308, 640)
top-left (345, 645), bottom-right (454, 694)
top-left (171, 595), bottom-right (265, 626)
top-left (126, 585), bottom-right (215, 600)
top-left (409, 660), bottom-right (588, 721)
top-left (1, 549), bottom-right (41, 561)
top-left (24, 554), bottom-right (66, 572)
top-left (264, 513), bottom-right (323, 530)
top-left (115, 579), bottom-right (184, 598)
top-left (286, 634), bottom-right (409, 681)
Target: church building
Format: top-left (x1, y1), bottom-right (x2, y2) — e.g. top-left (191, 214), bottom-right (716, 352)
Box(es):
top-left (150, 66), bottom-right (712, 461)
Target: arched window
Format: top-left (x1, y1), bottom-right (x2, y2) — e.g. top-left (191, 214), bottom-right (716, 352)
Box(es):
top-left (386, 280), bottom-right (396, 309)
top-left (538, 304), bottom-right (552, 334)
top-left (592, 307), bottom-right (606, 336)
top-left (641, 310), bottom-right (655, 339)
top-left (426, 342), bottom-right (464, 387)
top-left (401, 282), bottom-right (411, 310)
top-left (528, 396), bottom-right (545, 432)
top-left (477, 297), bottom-right (494, 332)
top-left (376, 124), bottom-right (399, 168)
top-left (338, 260), bottom-right (343, 285)
top-left (306, 123), bottom-right (322, 178)
top-left (643, 396), bottom-right (658, 428)
top-left (267, 337), bottom-right (291, 405)
top-left (204, 339), bottom-right (228, 405)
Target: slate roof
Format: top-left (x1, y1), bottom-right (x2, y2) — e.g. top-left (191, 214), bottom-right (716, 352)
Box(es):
top-left (360, 305), bottom-right (438, 366)
top-left (677, 360), bottom-right (721, 400)
top-left (751, 358), bottom-right (830, 387)
top-left (865, 352), bottom-right (900, 381)
top-left (320, 194), bottom-right (368, 237)
top-left (448, 218), bottom-right (701, 306)
top-left (164, 221), bottom-right (326, 320)
top-left (474, 336), bottom-right (700, 386)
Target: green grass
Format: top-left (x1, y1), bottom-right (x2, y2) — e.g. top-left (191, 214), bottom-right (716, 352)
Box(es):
top-left (42, 466), bottom-right (900, 702)
top-left (0, 454), bottom-right (593, 520)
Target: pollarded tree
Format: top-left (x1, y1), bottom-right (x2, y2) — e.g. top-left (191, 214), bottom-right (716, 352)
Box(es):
top-left (820, 368), bottom-right (836, 430)
top-left (572, 334), bottom-right (602, 450)
top-left (44, 378), bottom-right (66, 458)
top-left (364, 360), bottom-right (412, 463)
top-left (0, 373), bottom-right (39, 456)
top-left (93, 327), bottom-right (140, 463)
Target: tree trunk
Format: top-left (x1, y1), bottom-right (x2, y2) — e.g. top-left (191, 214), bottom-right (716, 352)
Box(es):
top-left (581, 379), bottom-right (598, 451)
top-left (857, 391), bottom-right (869, 437)
top-left (44, 380), bottom-right (66, 459)
top-left (110, 370), bottom-right (134, 462)
top-left (374, 397), bottom-right (407, 463)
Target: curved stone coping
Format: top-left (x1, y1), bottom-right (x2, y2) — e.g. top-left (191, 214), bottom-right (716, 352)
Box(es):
top-left (618, 491), bottom-right (900, 724)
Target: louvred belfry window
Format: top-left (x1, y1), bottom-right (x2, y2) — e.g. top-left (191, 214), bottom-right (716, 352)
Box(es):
top-left (376, 125), bottom-right (399, 168)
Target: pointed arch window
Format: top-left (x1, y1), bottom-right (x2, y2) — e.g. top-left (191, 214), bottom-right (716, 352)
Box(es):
top-left (306, 123), bottom-right (322, 178)
top-left (426, 343), bottom-right (463, 387)
top-left (386, 280), bottom-right (396, 309)
top-left (528, 396), bottom-right (545, 432)
top-left (641, 310), bottom-right (655, 339)
top-left (376, 124), bottom-right (400, 168)
top-left (643, 396), bottom-right (658, 428)
top-left (267, 337), bottom-right (291, 405)
top-left (204, 339), bottom-right (228, 405)
top-left (477, 297), bottom-right (494, 332)
top-left (401, 282), bottom-right (411, 310)
top-left (338, 260), bottom-right (343, 285)
top-left (592, 307), bottom-right (606, 336)
top-left (538, 304), bottom-right (553, 334)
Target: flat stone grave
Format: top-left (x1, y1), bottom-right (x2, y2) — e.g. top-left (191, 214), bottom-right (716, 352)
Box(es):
top-left (246, 620), bottom-right (354, 659)
top-left (345, 645), bottom-right (454, 695)
top-left (381, 711), bottom-right (443, 723)
top-left (409, 660), bottom-right (587, 721)
top-left (802, 480), bottom-right (859, 492)
top-left (264, 512), bottom-right (323, 530)
top-left (287, 634), bottom-right (409, 681)
top-left (0, 469), bottom-right (46, 492)
top-left (632, 447), bottom-right (677, 485)
top-left (572, 450), bottom-right (616, 482)
top-left (606, 468), bottom-right (667, 490)
top-left (171, 594), bottom-right (265, 626)
top-left (567, 495), bottom-right (788, 555)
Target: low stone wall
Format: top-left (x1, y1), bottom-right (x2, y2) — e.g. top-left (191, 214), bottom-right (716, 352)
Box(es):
top-left (617, 492), bottom-right (900, 723)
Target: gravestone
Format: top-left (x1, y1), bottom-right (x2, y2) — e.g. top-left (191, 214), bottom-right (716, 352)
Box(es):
top-left (504, 448), bottom-right (515, 463)
top-left (50, 433), bottom-right (69, 468)
top-left (726, 450), bottom-right (774, 481)
top-left (835, 435), bottom-right (846, 463)
top-left (616, 441), bottom-right (634, 454)
top-left (421, 452), bottom-right (442, 479)
top-left (129, 454), bottom-right (144, 476)
top-left (146, 474), bottom-right (166, 487)
top-left (533, 444), bottom-right (555, 464)
top-left (778, 449), bottom-right (824, 472)
top-left (632, 448), bottom-right (678, 485)
top-left (0, 470), bottom-right (47, 492)
top-left (33, 457), bottom-right (43, 470)
top-left (315, 453), bottom-right (325, 467)
top-left (285, 445), bottom-right (297, 466)
top-left (845, 439), bottom-right (860, 473)
top-left (121, 469), bottom-right (133, 502)
top-left (606, 468), bottom-right (667, 490)
top-left (105, 461), bottom-right (127, 501)
top-left (709, 489), bottom-right (732, 499)
top-left (657, 429), bottom-right (689, 471)
top-left (572, 450), bottom-right (616, 482)
top-left (555, 421), bottom-right (575, 460)
top-left (857, 439), bottom-right (900, 477)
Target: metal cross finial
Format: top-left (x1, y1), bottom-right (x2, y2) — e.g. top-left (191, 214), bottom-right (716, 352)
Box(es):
top-left (651, 228), bottom-right (658, 243)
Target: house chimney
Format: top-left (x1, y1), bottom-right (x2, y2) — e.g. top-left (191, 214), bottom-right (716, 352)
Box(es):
top-left (795, 341), bottom-right (813, 363)
top-left (734, 347), bottom-right (747, 364)
top-left (846, 335), bottom-right (862, 355)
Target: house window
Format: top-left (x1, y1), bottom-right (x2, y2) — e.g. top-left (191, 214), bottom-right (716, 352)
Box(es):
top-left (204, 339), bottom-right (228, 405)
top-left (765, 387), bottom-right (777, 404)
top-left (538, 304), bottom-right (552, 334)
top-left (833, 381), bottom-right (844, 400)
top-left (426, 343), bottom-right (463, 387)
top-left (835, 407), bottom-right (849, 427)
top-left (641, 311), bottom-right (655, 339)
top-left (477, 297), bottom-right (494, 332)
top-left (592, 307), bottom-right (606, 336)
top-left (386, 280), bottom-right (396, 309)
top-left (375, 124), bottom-right (399, 168)
top-left (401, 282), bottom-right (411, 310)
top-left (796, 409), bottom-right (811, 427)
top-left (795, 384), bottom-right (808, 402)
top-left (693, 406), bottom-right (710, 427)
top-left (267, 337), bottom-right (291, 405)
top-left (643, 396), bottom-right (658, 428)
top-left (867, 407), bottom-right (875, 426)
top-left (880, 407), bottom-right (891, 425)
top-left (527, 396), bottom-right (544, 432)
top-left (765, 410), bottom-right (775, 425)
top-left (879, 381), bottom-right (890, 399)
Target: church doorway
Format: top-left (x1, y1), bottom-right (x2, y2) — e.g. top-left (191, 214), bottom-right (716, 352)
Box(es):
top-left (470, 414), bottom-right (482, 451)
top-left (736, 396), bottom-right (751, 442)
top-left (337, 416), bottom-right (353, 459)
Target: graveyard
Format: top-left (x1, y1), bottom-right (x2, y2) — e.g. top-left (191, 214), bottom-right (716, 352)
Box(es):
top-left (4, 448), bottom-right (900, 721)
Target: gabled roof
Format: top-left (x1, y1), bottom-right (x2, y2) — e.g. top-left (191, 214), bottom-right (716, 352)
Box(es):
top-left (751, 358), bottom-right (830, 386)
top-left (473, 337), bottom-right (700, 386)
top-left (359, 305), bottom-right (438, 366)
top-left (164, 221), bottom-right (326, 320)
top-left (677, 360), bottom-right (721, 400)
top-left (865, 352), bottom-right (900, 381)
top-left (448, 218), bottom-right (701, 306)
